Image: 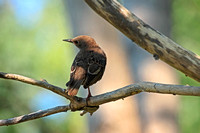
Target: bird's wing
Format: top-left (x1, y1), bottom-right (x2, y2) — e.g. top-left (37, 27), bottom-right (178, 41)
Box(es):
top-left (88, 63), bottom-right (101, 75)
top-left (66, 60), bottom-right (86, 96)
top-left (83, 53), bottom-right (106, 88)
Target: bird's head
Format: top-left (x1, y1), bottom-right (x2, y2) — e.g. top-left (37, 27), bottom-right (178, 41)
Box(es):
top-left (63, 35), bottom-right (98, 49)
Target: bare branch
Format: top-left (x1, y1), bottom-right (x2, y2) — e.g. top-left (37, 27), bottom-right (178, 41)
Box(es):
top-left (0, 72), bottom-right (73, 101)
top-left (88, 82), bottom-right (200, 106)
top-left (0, 105), bottom-right (70, 126)
top-left (0, 72), bottom-right (200, 126)
top-left (84, 0), bottom-right (200, 82)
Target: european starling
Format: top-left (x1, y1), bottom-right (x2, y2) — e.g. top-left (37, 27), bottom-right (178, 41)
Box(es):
top-left (63, 35), bottom-right (106, 98)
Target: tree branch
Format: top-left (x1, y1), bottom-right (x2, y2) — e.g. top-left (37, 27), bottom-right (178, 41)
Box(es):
top-left (84, 0), bottom-right (200, 82)
top-left (0, 105), bottom-right (70, 126)
top-left (0, 72), bottom-right (73, 101)
top-left (0, 72), bottom-right (200, 126)
top-left (89, 82), bottom-right (200, 107)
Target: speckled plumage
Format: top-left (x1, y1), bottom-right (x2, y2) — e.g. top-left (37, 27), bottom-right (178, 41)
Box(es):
top-left (63, 35), bottom-right (106, 97)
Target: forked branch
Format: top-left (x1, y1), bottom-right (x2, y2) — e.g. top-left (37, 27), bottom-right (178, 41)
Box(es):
top-left (0, 72), bottom-right (200, 126)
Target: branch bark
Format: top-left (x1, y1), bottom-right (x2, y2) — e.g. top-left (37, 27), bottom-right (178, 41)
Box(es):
top-left (0, 72), bottom-right (73, 101)
top-left (0, 72), bottom-right (200, 126)
top-left (0, 105), bottom-right (70, 126)
top-left (84, 0), bottom-right (200, 82)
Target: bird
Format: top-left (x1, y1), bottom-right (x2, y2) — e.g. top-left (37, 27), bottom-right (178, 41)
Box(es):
top-left (63, 35), bottom-right (106, 99)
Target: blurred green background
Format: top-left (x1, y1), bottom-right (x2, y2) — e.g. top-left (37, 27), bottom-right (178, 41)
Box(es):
top-left (172, 0), bottom-right (200, 133)
top-left (0, 0), bottom-right (199, 133)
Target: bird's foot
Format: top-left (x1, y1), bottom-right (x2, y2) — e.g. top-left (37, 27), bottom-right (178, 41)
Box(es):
top-left (86, 94), bottom-right (92, 102)
top-left (86, 87), bottom-right (92, 102)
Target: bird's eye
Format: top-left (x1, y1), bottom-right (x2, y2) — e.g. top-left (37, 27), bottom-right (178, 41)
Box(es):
top-left (74, 41), bottom-right (78, 44)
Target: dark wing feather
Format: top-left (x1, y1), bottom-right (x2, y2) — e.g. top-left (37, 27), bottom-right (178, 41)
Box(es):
top-left (83, 51), bottom-right (106, 88)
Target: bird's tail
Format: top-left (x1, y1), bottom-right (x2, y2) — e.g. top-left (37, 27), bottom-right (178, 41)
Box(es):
top-left (67, 88), bottom-right (79, 96)
top-left (66, 79), bottom-right (83, 96)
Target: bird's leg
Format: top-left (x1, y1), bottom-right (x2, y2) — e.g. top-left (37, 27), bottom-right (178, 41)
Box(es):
top-left (86, 87), bottom-right (92, 102)
top-left (83, 87), bottom-right (100, 115)
top-left (87, 87), bottom-right (92, 98)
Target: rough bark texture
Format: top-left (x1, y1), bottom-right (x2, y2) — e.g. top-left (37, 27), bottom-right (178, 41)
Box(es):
top-left (84, 0), bottom-right (200, 82)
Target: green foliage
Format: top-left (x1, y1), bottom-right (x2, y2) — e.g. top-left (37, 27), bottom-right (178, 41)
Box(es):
top-left (172, 0), bottom-right (200, 55)
top-left (172, 0), bottom-right (200, 132)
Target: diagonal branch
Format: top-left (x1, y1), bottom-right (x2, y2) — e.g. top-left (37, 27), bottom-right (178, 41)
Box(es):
top-left (0, 72), bottom-right (200, 126)
top-left (0, 105), bottom-right (70, 126)
top-left (0, 72), bottom-right (73, 101)
top-left (84, 0), bottom-right (200, 82)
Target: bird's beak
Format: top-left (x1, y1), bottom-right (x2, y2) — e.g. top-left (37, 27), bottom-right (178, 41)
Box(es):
top-left (63, 39), bottom-right (73, 43)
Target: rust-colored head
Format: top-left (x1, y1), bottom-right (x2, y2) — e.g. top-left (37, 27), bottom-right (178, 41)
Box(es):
top-left (63, 35), bottom-right (98, 49)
